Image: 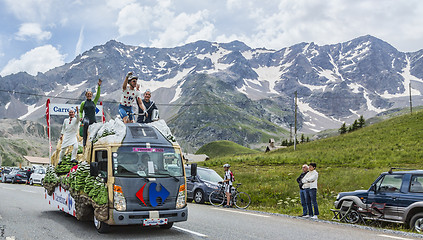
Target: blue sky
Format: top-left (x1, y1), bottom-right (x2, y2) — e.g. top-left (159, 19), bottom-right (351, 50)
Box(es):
top-left (1, 0), bottom-right (423, 77)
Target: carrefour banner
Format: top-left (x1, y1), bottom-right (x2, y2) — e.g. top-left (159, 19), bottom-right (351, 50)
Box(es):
top-left (50, 103), bottom-right (103, 116)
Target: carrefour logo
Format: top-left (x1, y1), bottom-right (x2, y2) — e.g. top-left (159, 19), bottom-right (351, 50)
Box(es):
top-left (136, 183), bottom-right (170, 207)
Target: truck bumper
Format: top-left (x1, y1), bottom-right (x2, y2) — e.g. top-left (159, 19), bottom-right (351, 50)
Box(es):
top-left (111, 207), bottom-right (188, 225)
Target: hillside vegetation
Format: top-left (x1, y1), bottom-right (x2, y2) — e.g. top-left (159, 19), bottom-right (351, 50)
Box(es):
top-left (196, 140), bottom-right (260, 158)
top-left (200, 110), bottom-right (423, 224)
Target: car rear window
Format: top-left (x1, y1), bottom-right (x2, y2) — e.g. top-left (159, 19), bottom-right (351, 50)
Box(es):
top-left (410, 175), bottom-right (423, 193)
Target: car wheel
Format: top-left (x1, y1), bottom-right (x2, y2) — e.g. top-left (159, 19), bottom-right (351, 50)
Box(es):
top-left (194, 189), bottom-right (205, 204)
top-left (12, 178), bottom-right (15, 184)
top-left (30, 178), bottom-right (33, 185)
top-left (410, 213), bottom-right (423, 233)
top-left (94, 215), bottom-right (110, 233)
top-left (159, 222), bottom-right (173, 229)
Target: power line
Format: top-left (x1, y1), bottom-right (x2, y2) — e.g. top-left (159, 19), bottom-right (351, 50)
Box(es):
top-left (0, 89), bottom-right (220, 107)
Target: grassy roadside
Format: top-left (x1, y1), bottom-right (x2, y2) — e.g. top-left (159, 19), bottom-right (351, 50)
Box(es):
top-left (197, 110), bottom-right (423, 231)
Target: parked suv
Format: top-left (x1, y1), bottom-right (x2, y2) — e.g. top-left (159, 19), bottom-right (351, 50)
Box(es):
top-left (334, 169), bottom-right (423, 232)
top-left (185, 164), bottom-right (223, 204)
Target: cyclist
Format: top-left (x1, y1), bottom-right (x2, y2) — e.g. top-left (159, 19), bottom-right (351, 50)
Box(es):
top-left (223, 163), bottom-right (234, 208)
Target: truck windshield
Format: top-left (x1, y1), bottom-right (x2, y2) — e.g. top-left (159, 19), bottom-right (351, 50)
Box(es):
top-left (112, 147), bottom-right (184, 178)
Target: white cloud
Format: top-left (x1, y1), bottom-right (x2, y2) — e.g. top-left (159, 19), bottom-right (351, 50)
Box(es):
top-left (116, 3), bottom-right (153, 37)
top-left (106, 0), bottom-right (135, 9)
top-left (150, 10), bottom-right (214, 47)
top-left (4, 0), bottom-right (54, 22)
top-left (15, 23), bottom-right (52, 41)
top-left (0, 45), bottom-right (65, 76)
top-left (75, 26), bottom-right (84, 56)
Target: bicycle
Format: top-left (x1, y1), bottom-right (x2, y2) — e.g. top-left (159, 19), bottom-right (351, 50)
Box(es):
top-left (209, 182), bottom-right (251, 209)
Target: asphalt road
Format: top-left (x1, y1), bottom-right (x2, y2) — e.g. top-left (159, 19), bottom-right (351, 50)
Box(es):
top-left (0, 182), bottom-right (422, 240)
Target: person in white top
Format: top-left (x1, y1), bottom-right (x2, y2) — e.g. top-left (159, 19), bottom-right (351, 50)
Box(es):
top-left (223, 163), bottom-right (234, 208)
top-left (302, 162), bottom-right (319, 219)
top-left (118, 72), bottom-right (145, 123)
top-left (59, 107), bottom-right (80, 163)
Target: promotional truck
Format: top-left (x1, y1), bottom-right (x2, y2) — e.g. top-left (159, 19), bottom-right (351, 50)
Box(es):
top-left (43, 119), bottom-right (188, 233)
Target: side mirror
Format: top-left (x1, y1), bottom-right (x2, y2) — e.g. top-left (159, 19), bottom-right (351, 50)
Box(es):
top-left (370, 184), bottom-right (376, 192)
top-left (90, 162), bottom-right (99, 177)
top-left (191, 163), bottom-right (197, 177)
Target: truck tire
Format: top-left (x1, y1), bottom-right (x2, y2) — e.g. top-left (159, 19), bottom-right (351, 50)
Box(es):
top-left (159, 222), bottom-right (174, 229)
top-left (194, 189), bottom-right (205, 204)
top-left (410, 213), bottom-right (423, 233)
top-left (94, 215), bottom-right (110, 233)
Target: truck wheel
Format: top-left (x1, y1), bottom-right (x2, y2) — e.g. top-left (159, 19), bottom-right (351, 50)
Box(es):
top-left (194, 190), bottom-right (205, 204)
top-left (159, 222), bottom-right (174, 229)
top-left (94, 215), bottom-right (110, 233)
top-left (410, 213), bottom-right (423, 233)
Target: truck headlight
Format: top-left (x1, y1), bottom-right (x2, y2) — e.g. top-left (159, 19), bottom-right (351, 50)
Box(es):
top-left (114, 185), bottom-right (126, 211)
top-left (176, 184), bottom-right (186, 209)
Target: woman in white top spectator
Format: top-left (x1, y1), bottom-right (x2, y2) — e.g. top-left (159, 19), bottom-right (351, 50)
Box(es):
top-left (302, 162), bottom-right (319, 219)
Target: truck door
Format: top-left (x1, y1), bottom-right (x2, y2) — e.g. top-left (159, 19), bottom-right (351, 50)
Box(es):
top-left (367, 174), bottom-right (404, 221)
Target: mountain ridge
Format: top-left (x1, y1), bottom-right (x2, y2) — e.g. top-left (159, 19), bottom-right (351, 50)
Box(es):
top-left (1, 35), bottom-right (423, 150)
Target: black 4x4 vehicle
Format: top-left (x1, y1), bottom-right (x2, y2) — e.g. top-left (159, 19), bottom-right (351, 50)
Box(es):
top-left (334, 169), bottom-right (423, 232)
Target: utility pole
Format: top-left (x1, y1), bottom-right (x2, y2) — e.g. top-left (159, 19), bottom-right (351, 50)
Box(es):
top-left (289, 124), bottom-right (292, 143)
top-left (409, 82), bottom-right (413, 114)
top-left (294, 91), bottom-right (297, 151)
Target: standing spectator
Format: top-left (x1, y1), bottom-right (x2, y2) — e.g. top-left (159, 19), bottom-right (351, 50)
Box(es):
top-left (119, 72), bottom-right (145, 123)
top-left (26, 168), bottom-right (32, 184)
top-left (59, 107), bottom-right (80, 163)
top-left (296, 164), bottom-right (309, 217)
top-left (137, 89), bottom-right (158, 123)
top-left (79, 79), bottom-right (102, 146)
top-left (302, 162), bottom-right (319, 219)
top-left (223, 164), bottom-right (234, 208)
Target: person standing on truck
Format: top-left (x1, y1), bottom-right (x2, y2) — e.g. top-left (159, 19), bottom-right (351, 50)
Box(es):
top-left (302, 162), bottom-right (319, 219)
top-left (119, 72), bottom-right (145, 123)
top-left (223, 164), bottom-right (234, 208)
top-left (296, 164), bottom-right (309, 217)
top-left (59, 107), bottom-right (80, 163)
top-left (79, 79), bottom-right (102, 146)
top-left (137, 89), bottom-right (158, 123)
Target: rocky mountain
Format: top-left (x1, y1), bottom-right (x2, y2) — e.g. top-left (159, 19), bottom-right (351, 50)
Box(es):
top-left (1, 35), bottom-right (422, 151)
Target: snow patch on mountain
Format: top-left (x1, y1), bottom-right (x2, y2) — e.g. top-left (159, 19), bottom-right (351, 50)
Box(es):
top-left (143, 67), bottom-right (195, 103)
top-left (363, 90), bottom-right (385, 113)
top-left (254, 66), bottom-right (281, 94)
top-left (5, 102), bottom-right (10, 109)
top-left (381, 57), bottom-right (423, 98)
top-left (64, 80), bottom-right (87, 92)
top-left (298, 99), bottom-right (342, 132)
top-left (18, 104), bottom-right (43, 120)
top-left (298, 80), bottom-right (326, 91)
top-left (70, 62), bottom-right (81, 69)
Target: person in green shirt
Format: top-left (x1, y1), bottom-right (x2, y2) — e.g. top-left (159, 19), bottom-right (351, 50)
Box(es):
top-left (79, 79), bottom-right (102, 146)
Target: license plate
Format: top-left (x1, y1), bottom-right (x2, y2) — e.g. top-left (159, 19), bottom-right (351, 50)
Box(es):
top-left (143, 218), bottom-right (168, 226)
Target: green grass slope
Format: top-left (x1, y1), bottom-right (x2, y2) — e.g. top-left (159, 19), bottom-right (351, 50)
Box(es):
top-left (196, 140), bottom-right (260, 158)
top-left (200, 110), bottom-right (423, 228)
